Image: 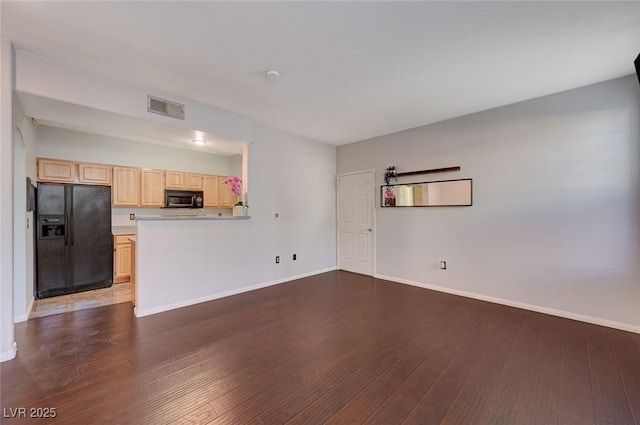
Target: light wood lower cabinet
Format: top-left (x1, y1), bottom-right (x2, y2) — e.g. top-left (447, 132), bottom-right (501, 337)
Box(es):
top-left (140, 168), bottom-right (164, 207)
top-left (113, 167), bottom-right (140, 206)
top-left (114, 234), bottom-right (134, 283)
top-left (130, 239), bottom-right (136, 307)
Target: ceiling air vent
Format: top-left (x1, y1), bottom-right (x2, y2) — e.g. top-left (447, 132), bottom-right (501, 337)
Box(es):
top-left (147, 96), bottom-right (185, 120)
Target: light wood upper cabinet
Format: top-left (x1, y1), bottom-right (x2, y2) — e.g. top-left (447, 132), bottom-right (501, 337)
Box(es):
top-left (203, 175), bottom-right (220, 207)
top-left (113, 167), bottom-right (140, 206)
top-left (219, 176), bottom-right (236, 207)
top-left (184, 173), bottom-right (203, 190)
top-left (37, 158), bottom-right (76, 183)
top-left (78, 163), bottom-right (112, 185)
top-left (140, 168), bottom-right (164, 207)
top-left (35, 157), bottom-right (236, 209)
top-left (165, 171), bottom-right (184, 189)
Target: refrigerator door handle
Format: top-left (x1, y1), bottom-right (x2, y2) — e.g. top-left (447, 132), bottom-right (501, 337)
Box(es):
top-left (68, 187), bottom-right (74, 246)
top-left (69, 217), bottom-right (74, 246)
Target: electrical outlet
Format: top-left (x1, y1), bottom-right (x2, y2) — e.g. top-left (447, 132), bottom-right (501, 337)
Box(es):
top-left (275, 256), bottom-right (280, 264)
top-left (129, 213), bottom-right (136, 220)
top-left (440, 260), bottom-right (447, 270)
top-left (293, 253), bottom-right (297, 261)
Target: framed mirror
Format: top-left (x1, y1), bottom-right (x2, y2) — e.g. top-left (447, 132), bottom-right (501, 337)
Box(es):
top-left (381, 178), bottom-right (472, 207)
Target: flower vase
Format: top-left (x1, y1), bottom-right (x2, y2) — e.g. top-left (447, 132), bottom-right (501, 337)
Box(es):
top-left (233, 205), bottom-right (247, 217)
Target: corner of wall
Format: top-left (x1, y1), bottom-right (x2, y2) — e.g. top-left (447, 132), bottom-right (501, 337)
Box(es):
top-left (0, 342), bottom-right (17, 362)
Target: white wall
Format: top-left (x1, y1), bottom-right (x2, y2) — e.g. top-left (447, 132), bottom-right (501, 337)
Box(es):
top-left (37, 125), bottom-right (242, 226)
top-left (37, 125), bottom-right (236, 174)
top-left (12, 99), bottom-right (37, 322)
top-left (3, 40), bottom-right (337, 358)
top-left (16, 51), bottom-right (253, 143)
top-left (337, 75), bottom-right (640, 331)
top-left (136, 123), bottom-right (337, 316)
top-left (1, 37), bottom-right (16, 361)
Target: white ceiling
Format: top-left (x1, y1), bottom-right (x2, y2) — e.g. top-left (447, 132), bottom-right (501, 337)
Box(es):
top-left (3, 1), bottom-right (640, 146)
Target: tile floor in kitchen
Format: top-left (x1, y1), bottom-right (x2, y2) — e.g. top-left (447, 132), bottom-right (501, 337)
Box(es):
top-left (30, 282), bottom-right (133, 319)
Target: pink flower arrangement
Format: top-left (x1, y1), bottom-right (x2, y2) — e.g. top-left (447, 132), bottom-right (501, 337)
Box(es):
top-left (384, 187), bottom-right (396, 200)
top-left (223, 176), bottom-right (242, 198)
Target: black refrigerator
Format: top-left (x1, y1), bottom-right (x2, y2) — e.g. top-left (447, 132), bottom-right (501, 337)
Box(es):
top-left (36, 183), bottom-right (113, 298)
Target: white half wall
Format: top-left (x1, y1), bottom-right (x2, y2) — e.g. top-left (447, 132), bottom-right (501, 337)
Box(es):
top-left (337, 75), bottom-right (640, 330)
top-left (1, 37), bottom-right (17, 361)
top-left (136, 124), bottom-right (337, 315)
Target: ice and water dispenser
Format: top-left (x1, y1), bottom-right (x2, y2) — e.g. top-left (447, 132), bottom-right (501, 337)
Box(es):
top-left (39, 215), bottom-right (66, 239)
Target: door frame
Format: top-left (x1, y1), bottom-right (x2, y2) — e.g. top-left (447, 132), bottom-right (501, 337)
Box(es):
top-left (336, 169), bottom-right (376, 276)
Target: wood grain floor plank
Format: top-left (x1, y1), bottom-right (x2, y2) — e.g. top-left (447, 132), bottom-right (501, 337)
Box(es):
top-left (608, 330), bottom-right (640, 425)
top-left (515, 314), bottom-right (564, 425)
top-left (585, 324), bottom-right (636, 425)
top-left (558, 320), bottom-right (597, 425)
top-left (479, 311), bottom-right (547, 425)
top-left (382, 304), bottom-right (506, 423)
top-left (205, 296), bottom-right (453, 425)
top-left (363, 305), bottom-right (507, 425)
top-left (170, 403), bottom-right (218, 425)
top-left (206, 315), bottom-right (420, 425)
top-left (403, 308), bottom-right (526, 425)
top-left (50, 300), bottom-right (380, 425)
top-left (2, 271), bottom-right (638, 425)
top-left (259, 339), bottom-right (417, 425)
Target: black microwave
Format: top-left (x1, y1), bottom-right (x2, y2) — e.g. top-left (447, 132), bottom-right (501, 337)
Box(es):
top-left (164, 190), bottom-right (204, 208)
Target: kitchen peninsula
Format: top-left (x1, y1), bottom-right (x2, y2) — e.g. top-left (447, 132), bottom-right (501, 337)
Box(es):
top-left (132, 214), bottom-right (255, 317)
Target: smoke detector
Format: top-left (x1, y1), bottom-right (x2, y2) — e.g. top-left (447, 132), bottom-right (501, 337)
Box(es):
top-left (265, 70), bottom-right (280, 80)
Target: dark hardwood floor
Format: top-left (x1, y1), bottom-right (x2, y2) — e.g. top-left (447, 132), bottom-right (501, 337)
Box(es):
top-left (2, 271), bottom-right (639, 424)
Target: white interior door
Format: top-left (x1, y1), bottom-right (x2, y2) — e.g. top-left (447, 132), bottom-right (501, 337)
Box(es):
top-left (337, 171), bottom-right (374, 276)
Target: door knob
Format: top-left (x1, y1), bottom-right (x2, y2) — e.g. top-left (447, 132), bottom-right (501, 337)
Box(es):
top-left (367, 228), bottom-right (373, 232)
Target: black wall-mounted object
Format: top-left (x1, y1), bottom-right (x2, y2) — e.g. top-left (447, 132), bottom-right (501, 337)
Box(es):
top-left (396, 166), bottom-right (461, 178)
top-left (635, 53), bottom-right (640, 85)
top-left (26, 177), bottom-right (35, 211)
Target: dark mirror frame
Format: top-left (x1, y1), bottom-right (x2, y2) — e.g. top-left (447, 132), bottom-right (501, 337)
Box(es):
top-left (381, 178), bottom-right (473, 207)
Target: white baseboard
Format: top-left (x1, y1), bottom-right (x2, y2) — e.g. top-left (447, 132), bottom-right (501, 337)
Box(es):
top-left (135, 267), bottom-right (338, 318)
top-left (0, 342), bottom-right (17, 362)
top-left (14, 297), bottom-right (34, 323)
top-left (375, 274), bottom-right (640, 334)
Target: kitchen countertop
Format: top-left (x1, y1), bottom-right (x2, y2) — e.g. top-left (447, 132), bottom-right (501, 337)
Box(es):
top-left (135, 215), bottom-right (250, 221)
top-left (112, 226), bottom-right (136, 235)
